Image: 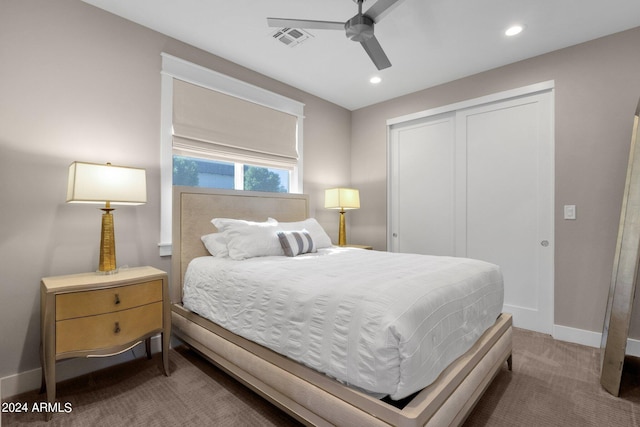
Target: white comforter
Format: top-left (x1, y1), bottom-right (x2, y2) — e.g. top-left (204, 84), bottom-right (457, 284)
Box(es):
top-left (182, 247), bottom-right (503, 400)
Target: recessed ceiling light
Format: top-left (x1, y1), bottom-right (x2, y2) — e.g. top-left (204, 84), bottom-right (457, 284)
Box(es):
top-left (370, 76), bottom-right (382, 84)
top-left (505, 25), bottom-right (524, 37)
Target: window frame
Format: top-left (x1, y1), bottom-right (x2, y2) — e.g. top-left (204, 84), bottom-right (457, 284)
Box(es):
top-left (159, 53), bottom-right (305, 256)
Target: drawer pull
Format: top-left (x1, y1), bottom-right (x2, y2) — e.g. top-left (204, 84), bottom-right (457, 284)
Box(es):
top-left (114, 322), bottom-right (121, 334)
top-left (114, 294), bottom-right (121, 305)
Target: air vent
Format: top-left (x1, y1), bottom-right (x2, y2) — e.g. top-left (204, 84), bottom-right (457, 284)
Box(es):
top-left (271, 28), bottom-right (313, 47)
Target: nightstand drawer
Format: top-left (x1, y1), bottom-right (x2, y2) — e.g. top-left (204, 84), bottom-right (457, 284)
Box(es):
top-left (56, 302), bottom-right (163, 354)
top-left (56, 279), bottom-right (162, 320)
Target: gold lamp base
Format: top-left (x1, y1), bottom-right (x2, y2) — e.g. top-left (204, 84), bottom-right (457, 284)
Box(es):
top-left (338, 210), bottom-right (347, 246)
top-left (98, 204), bottom-right (118, 274)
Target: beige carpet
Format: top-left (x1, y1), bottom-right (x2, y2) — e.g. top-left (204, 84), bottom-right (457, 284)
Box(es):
top-left (4, 328), bottom-right (640, 426)
top-left (465, 328), bottom-right (640, 426)
top-left (2, 347), bottom-right (300, 427)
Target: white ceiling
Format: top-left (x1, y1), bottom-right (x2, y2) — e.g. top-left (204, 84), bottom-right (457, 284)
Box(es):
top-left (82, 0), bottom-right (640, 110)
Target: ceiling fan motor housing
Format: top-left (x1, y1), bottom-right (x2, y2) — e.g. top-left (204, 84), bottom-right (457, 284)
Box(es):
top-left (345, 15), bottom-right (374, 41)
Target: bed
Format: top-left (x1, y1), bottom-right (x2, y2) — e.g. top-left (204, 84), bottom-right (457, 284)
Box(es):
top-left (171, 186), bottom-right (512, 427)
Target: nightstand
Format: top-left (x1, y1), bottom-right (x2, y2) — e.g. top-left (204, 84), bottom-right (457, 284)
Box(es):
top-left (40, 266), bottom-right (170, 418)
top-left (343, 244), bottom-right (373, 250)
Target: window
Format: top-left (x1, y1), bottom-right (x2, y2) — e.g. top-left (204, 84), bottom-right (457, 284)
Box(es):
top-left (159, 54), bottom-right (305, 255)
top-left (172, 155), bottom-right (290, 193)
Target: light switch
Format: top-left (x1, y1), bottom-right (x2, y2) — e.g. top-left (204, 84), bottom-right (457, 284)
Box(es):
top-left (564, 205), bottom-right (576, 220)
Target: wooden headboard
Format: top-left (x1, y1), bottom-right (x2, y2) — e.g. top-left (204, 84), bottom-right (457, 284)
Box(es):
top-left (171, 186), bottom-right (310, 303)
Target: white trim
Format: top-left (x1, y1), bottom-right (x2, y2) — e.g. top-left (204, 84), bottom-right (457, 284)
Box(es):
top-left (387, 80), bottom-right (555, 127)
top-left (158, 243), bottom-right (172, 257)
top-left (159, 71), bottom-right (174, 259)
top-left (552, 324), bottom-right (640, 357)
top-left (234, 163), bottom-right (244, 191)
top-left (552, 324), bottom-right (603, 349)
top-left (159, 54), bottom-right (305, 256)
top-left (626, 337), bottom-right (640, 356)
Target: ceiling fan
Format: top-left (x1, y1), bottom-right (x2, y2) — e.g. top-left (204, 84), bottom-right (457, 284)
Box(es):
top-left (267, 0), bottom-right (407, 70)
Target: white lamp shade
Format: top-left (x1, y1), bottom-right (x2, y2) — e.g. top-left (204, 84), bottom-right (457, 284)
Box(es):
top-left (66, 162), bottom-right (147, 205)
top-left (324, 188), bottom-right (360, 210)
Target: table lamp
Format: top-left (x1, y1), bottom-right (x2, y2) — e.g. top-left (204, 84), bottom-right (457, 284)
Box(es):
top-left (66, 161), bottom-right (147, 274)
top-left (324, 187), bottom-right (360, 246)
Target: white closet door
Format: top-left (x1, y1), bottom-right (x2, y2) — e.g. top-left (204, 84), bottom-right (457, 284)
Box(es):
top-left (459, 93), bottom-right (554, 333)
top-left (388, 87), bottom-right (554, 334)
top-left (389, 114), bottom-right (456, 255)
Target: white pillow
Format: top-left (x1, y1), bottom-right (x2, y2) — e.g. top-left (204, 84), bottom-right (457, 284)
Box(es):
top-left (211, 217), bottom-right (277, 232)
top-left (273, 218), bottom-right (332, 249)
top-left (278, 230), bottom-right (316, 257)
top-left (224, 222), bottom-right (283, 260)
top-left (201, 233), bottom-right (229, 257)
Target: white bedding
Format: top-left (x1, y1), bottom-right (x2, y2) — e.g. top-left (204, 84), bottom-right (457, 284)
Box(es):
top-left (182, 247), bottom-right (503, 400)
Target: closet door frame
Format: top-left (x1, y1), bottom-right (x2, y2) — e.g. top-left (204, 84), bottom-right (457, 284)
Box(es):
top-left (387, 81), bottom-right (555, 334)
top-left (387, 81), bottom-right (554, 248)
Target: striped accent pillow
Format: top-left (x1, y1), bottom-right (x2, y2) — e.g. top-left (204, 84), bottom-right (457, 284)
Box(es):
top-left (277, 230), bottom-right (316, 257)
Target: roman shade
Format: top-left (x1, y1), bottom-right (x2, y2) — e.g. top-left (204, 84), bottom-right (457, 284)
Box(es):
top-left (172, 79), bottom-right (298, 165)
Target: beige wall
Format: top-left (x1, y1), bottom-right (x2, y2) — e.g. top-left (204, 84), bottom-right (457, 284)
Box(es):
top-left (0, 0), bottom-right (351, 379)
top-left (350, 27), bottom-right (640, 335)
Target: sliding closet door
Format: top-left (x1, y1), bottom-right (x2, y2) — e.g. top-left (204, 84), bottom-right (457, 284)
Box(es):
top-left (388, 87), bottom-right (554, 334)
top-left (389, 114), bottom-right (456, 255)
top-left (460, 93), bottom-right (554, 334)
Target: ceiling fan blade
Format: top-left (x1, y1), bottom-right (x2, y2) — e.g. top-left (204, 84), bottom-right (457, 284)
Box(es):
top-left (364, 0), bottom-right (407, 22)
top-left (361, 35), bottom-right (391, 70)
top-left (267, 17), bottom-right (345, 31)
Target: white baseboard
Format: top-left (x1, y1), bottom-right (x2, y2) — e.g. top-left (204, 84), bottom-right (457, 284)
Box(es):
top-left (553, 324), bottom-right (640, 357)
top-left (552, 324), bottom-right (603, 348)
top-left (624, 336), bottom-right (640, 357)
top-left (1, 336), bottom-right (164, 400)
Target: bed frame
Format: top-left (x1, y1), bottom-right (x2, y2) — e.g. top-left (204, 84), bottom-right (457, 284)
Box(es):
top-left (170, 186), bottom-right (512, 427)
